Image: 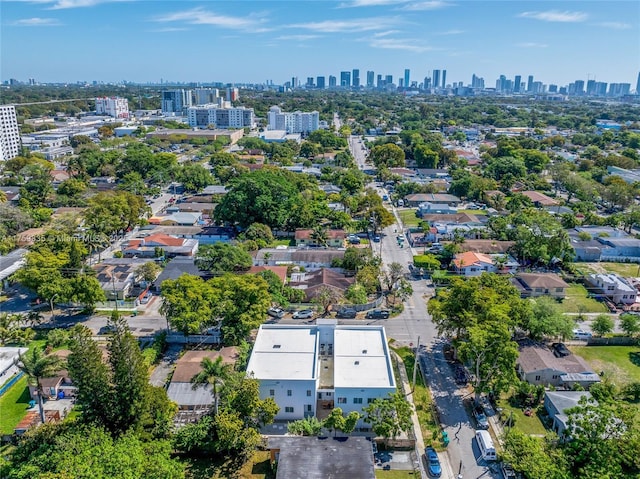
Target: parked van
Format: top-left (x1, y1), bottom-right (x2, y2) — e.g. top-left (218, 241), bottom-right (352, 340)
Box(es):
top-left (475, 430), bottom-right (496, 461)
top-left (572, 329), bottom-right (592, 340)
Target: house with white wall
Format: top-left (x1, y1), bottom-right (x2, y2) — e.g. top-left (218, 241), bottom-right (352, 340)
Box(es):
top-left (246, 320), bottom-right (396, 428)
top-left (452, 251), bottom-right (519, 277)
top-left (587, 273), bottom-right (637, 305)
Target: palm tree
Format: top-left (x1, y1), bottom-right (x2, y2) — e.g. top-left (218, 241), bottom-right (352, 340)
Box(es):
top-left (190, 356), bottom-right (233, 416)
top-left (310, 226), bottom-right (329, 248)
top-left (14, 348), bottom-right (65, 425)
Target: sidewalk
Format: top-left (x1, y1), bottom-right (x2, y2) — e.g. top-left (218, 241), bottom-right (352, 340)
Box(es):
top-left (392, 351), bottom-right (457, 479)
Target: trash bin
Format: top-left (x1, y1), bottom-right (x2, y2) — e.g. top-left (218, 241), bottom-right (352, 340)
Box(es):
top-left (29, 400), bottom-right (36, 408)
top-left (131, 310), bottom-right (138, 317)
top-left (442, 431), bottom-right (450, 447)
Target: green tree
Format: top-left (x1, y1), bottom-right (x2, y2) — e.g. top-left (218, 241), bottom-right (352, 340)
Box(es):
top-left (502, 430), bottom-right (569, 479)
top-left (177, 163), bottom-right (213, 193)
top-left (287, 416), bottom-right (324, 436)
top-left (160, 274), bottom-right (215, 335)
top-left (196, 243), bottom-right (253, 274)
top-left (243, 222), bottom-right (274, 243)
top-left (191, 356), bottom-right (233, 416)
top-left (345, 283), bottom-right (368, 304)
top-left (14, 347), bottom-right (65, 424)
top-left (591, 314), bottom-right (614, 337)
top-left (527, 296), bottom-right (575, 340)
top-left (85, 190), bottom-right (149, 235)
top-left (363, 392), bottom-right (413, 440)
top-left (312, 285), bottom-right (343, 316)
top-left (619, 313), bottom-right (640, 337)
top-left (370, 143), bottom-right (405, 168)
top-left (135, 261), bottom-right (162, 283)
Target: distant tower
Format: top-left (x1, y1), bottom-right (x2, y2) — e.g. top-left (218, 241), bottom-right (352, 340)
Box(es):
top-left (636, 71), bottom-right (640, 94)
top-left (352, 69), bottom-right (360, 88)
top-left (514, 75), bottom-right (521, 93)
top-left (340, 71), bottom-right (351, 87)
top-left (527, 75), bottom-right (534, 92)
top-left (366, 71), bottom-right (375, 88)
top-left (404, 69), bottom-right (410, 88)
top-left (432, 69), bottom-right (441, 89)
top-left (0, 105), bottom-right (21, 162)
top-left (442, 70), bottom-right (447, 89)
top-left (317, 76), bottom-right (326, 89)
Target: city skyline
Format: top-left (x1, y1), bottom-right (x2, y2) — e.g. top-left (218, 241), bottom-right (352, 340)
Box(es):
top-left (2, 0), bottom-right (639, 86)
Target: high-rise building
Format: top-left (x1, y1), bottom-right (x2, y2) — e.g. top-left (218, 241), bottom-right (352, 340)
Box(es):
top-left (573, 80), bottom-right (585, 95)
top-left (0, 105), bottom-right (20, 162)
top-left (366, 71), bottom-right (375, 88)
top-left (636, 72), bottom-right (640, 94)
top-left (527, 75), bottom-right (534, 92)
top-left (95, 97), bottom-right (129, 119)
top-left (423, 77), bottom-right (431, 89)
top-left (187, 104), bottom-right (255, 129)
top-left (498, 75), bottom-right (507, 92)
top-left (306, 77), bottom-right (315, 88)
top-left (384, 75), bottom-right (393, 87)
top-left (329, 76), bottom-right (337, 88)
top-left (442, 70), bottom-right (447, 89)
top-left (376, 74), bottom-right (383, 88)
top-left (317, 76), bottom-right (326, 89)
top-left (226, 87), bottom-right (239, 102)
top-left (548, 84), bottom-right (558, 93)
top-left (340, 71), bottom-right (351, 87)
top-left (267, 106), bottom-right (320, 134)
top-left (404, 69), bottom-right (410, 89)
top-left (352, 69), bottom-right (360, 88)
top-left (193, 88), bottom-right (219, 105)
top-left (432, 69), bottom-right (441, 89)
top-left (608, 83), bottom-right (631, 96)
top-left (161, 89), bottom-right (192, 114)
top-left (514, 75), bottom-right (521, 93)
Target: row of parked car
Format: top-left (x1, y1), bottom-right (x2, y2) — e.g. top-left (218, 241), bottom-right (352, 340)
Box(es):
top-left (267, 307), bottom-right (390, 320)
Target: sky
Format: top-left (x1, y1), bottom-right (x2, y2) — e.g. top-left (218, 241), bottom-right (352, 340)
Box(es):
top-left (2, 0), bottom-right (639, 87)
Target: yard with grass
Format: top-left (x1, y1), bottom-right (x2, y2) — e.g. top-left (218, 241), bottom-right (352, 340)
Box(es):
top-left (0, 376), bottom-right (31, 436)
top-left (392, 346), bottom-right (442, 449)
top-left (184, 450), bottom-right (273, 479)
top-left (496, 399), bottom-right (548, 436)
top-left (375, 471), bottom-right (419, 478)
top-left (570, 345), bottom-right (640, 385)
top-left (557, 283), bottom-right (608, 314)
top-left (582, 262), bottom-right (640, 278)
top-left (398, 210), bottom-right (420, 228)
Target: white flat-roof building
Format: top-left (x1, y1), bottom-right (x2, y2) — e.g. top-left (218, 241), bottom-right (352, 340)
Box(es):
top-left (95, 97), bottom-right (129, 119)
top-left (247, 320), bottom-right (396, 426)
top-left (0, 105), bottom-right (21, 162)
top-left (267, 106), bottom-right (319, 134)
top-left (187, 104), bottom-right (255, 129)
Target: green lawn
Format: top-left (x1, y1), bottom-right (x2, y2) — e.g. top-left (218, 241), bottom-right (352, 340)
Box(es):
top-left (570, 346), bottom-right (640, 385)
top-left (184, 450), bottom-right (273, 479)
top-left (496, 400), bottom-right (548, 436)
top-left (271, 238), bottom-right (295, 247)
top-left (398, 210), bottom-right (420, 228)
top-left (375, 471), bottom-right (419, 478)
top-left (588, 262), bottom-right (640, 278)
top-left (557, 283), bottom-right (608, 314)
top-left (0, 376), bottom-right (31, 435)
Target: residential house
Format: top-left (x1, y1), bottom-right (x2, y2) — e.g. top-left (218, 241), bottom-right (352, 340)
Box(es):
top-left (452, 251), bottom-right (518, 277)
top-left (28, 350), bottom-right (76, 401)
top-left (598, 237), bottom-right (640, 262)
top-left (267, 436), bottom-right (375, 479)
top-left (167, 348), bottom-right (238, 415)
top-left (0, 248), bottom-right (27, 286)
top-left (153, 257), bottom-right (204, 292)
top-left (154, 212), bottom-right (203, 226)
top-left (586, 273), bottom-right (637, 305)
top-left (417, 202), bottom-right (458, 216)
top-left (520, 190), bottom-right (559, 207)
top-left (457, 240), bottom-right (515, 254)
top-left (289, 268), bottom-right (355, 302)
top-left (295, 229), bottom-right (346, 248)
top-left (511, 273), bottom-right (570, 299)
top-left (254, 248), bottom-right (345, 271)
top-left (200, 185), bottom-right (228, 195)
top-left (406, 227), bottom-right (437, 247)
top-left (122, 233), bottom-right (198, 258)
top-left (405, 193), bottom-right (461, 207)
top-left (246, 320), bottom-right (396, 427)
top-left (421, 213), bottom-right (483, 224)
top-left (388, 167), bottom-right (417, 180)
top-left (247, 265), bottom-right (288, 285)
top-left (0, 346), bottom-right (28, 378)
top-left (516, 340), bottom-right (600, 388)
top-left (432, 222), bottom-right (488, 241)
top-left (50, 169), bottom-right (71, 185)
top-left (319, 184), bottom-right (342, 195)
top-left (415, 168), bottom-right (450, 179)
top-left (93, 258), bottom-right (150, 300)
top-left (544, 391), bottom-right (593, 436)
top-left (0, 186), bottom-right (20, 203)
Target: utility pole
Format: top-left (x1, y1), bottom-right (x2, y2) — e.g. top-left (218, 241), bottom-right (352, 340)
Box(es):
top-left (111, 273), bottom-right (119, 314)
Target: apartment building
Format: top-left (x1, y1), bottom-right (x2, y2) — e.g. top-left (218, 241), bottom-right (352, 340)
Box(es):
top-left (267, 106), bottom-right (319, 134)
top-left (95, 97), bottom-right (129, 119)
top-left (187, 104), bottom-right (255, 129)
top-left (246, 320), bottom-right (396, 427)
top-left (0, 105), bottom-right (21, 162)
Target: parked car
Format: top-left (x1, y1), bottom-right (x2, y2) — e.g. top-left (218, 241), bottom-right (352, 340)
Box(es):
top-left (473, 406), bottom-right (489, 429)
top-left (336, 308), bottom-right (357, 319)
top-left (292, 309), bottom-right (314, 319)
top-left (140, 292), bottom-right (152, 304)
top-left (572, 329), bottom-right (592, 340)
top-left (501, 463), bottom-right (517, 479)
top-left (552, 342), bottom-right (571, 358)
top-left (366, 309), bottom-right (390, 319)
top-left (348, 234), bottom-right (361, 244)
top-left (372, 235), bottom-right (381, 242)
top-left (424, 447), bottom-right (442, 477)
top-left (267, 307), bottom-right (285, 318)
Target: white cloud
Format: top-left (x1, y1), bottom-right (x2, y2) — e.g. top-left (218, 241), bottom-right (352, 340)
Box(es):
top-left (596, 21), bottom-right (631, 30)
top-left (434, 29), bottom-right (464, 35)
top-left (18, 0), bottom-right (132, 9)
top-left (12, 17), bottom-right (61, 26)
top-left (288, 17), bottom-right (400, 33)
top-left (369, 37), bottom-right (434, 52)
top-left (373, 30), bottom-right (399, 37)
top-left (517, 42), bottom-right (548, 48)
top-left (338, 0), bottom-right (406, 8)
top-left (149, 27), bottom-right (188, 33)
top-left (400, 1), bottom-right (454, 11)
top-left (518, 10), bottom-right (588, 22)
top-left (153, 7), bottom-right (267, 31)
top-left (275, 34), bottom-right (320, 41)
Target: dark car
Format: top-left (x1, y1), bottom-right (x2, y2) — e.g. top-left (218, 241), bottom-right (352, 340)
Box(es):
top-left (336, 308), bottom-right (357, 319)
top-left (473, 406), bottom-right (489, 429)
top-left (424, 447), bottom-right (442, 477)
top-left (366, 309), bottom-right (390, 319)
top-left (552, 342), bottom-right (571, 358)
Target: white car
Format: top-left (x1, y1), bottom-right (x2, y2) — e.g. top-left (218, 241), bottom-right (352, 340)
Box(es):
top-left (292, 309), bottom-right (314, 319)
top-left (572, 329), bottom-right (592, 340)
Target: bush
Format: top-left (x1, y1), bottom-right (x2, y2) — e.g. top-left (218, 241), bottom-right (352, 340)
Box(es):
top-left (46, 328), bottom-right (70, 348)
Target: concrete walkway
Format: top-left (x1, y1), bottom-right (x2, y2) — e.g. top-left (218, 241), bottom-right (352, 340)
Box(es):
top-left (149, 343), bottom-right (183, 387)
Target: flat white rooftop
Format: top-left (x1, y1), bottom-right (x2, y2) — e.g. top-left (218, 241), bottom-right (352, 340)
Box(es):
top-left (247, 326), bottom-right (317, 380)
top-left (334, 328), bottom-right (394, 388)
